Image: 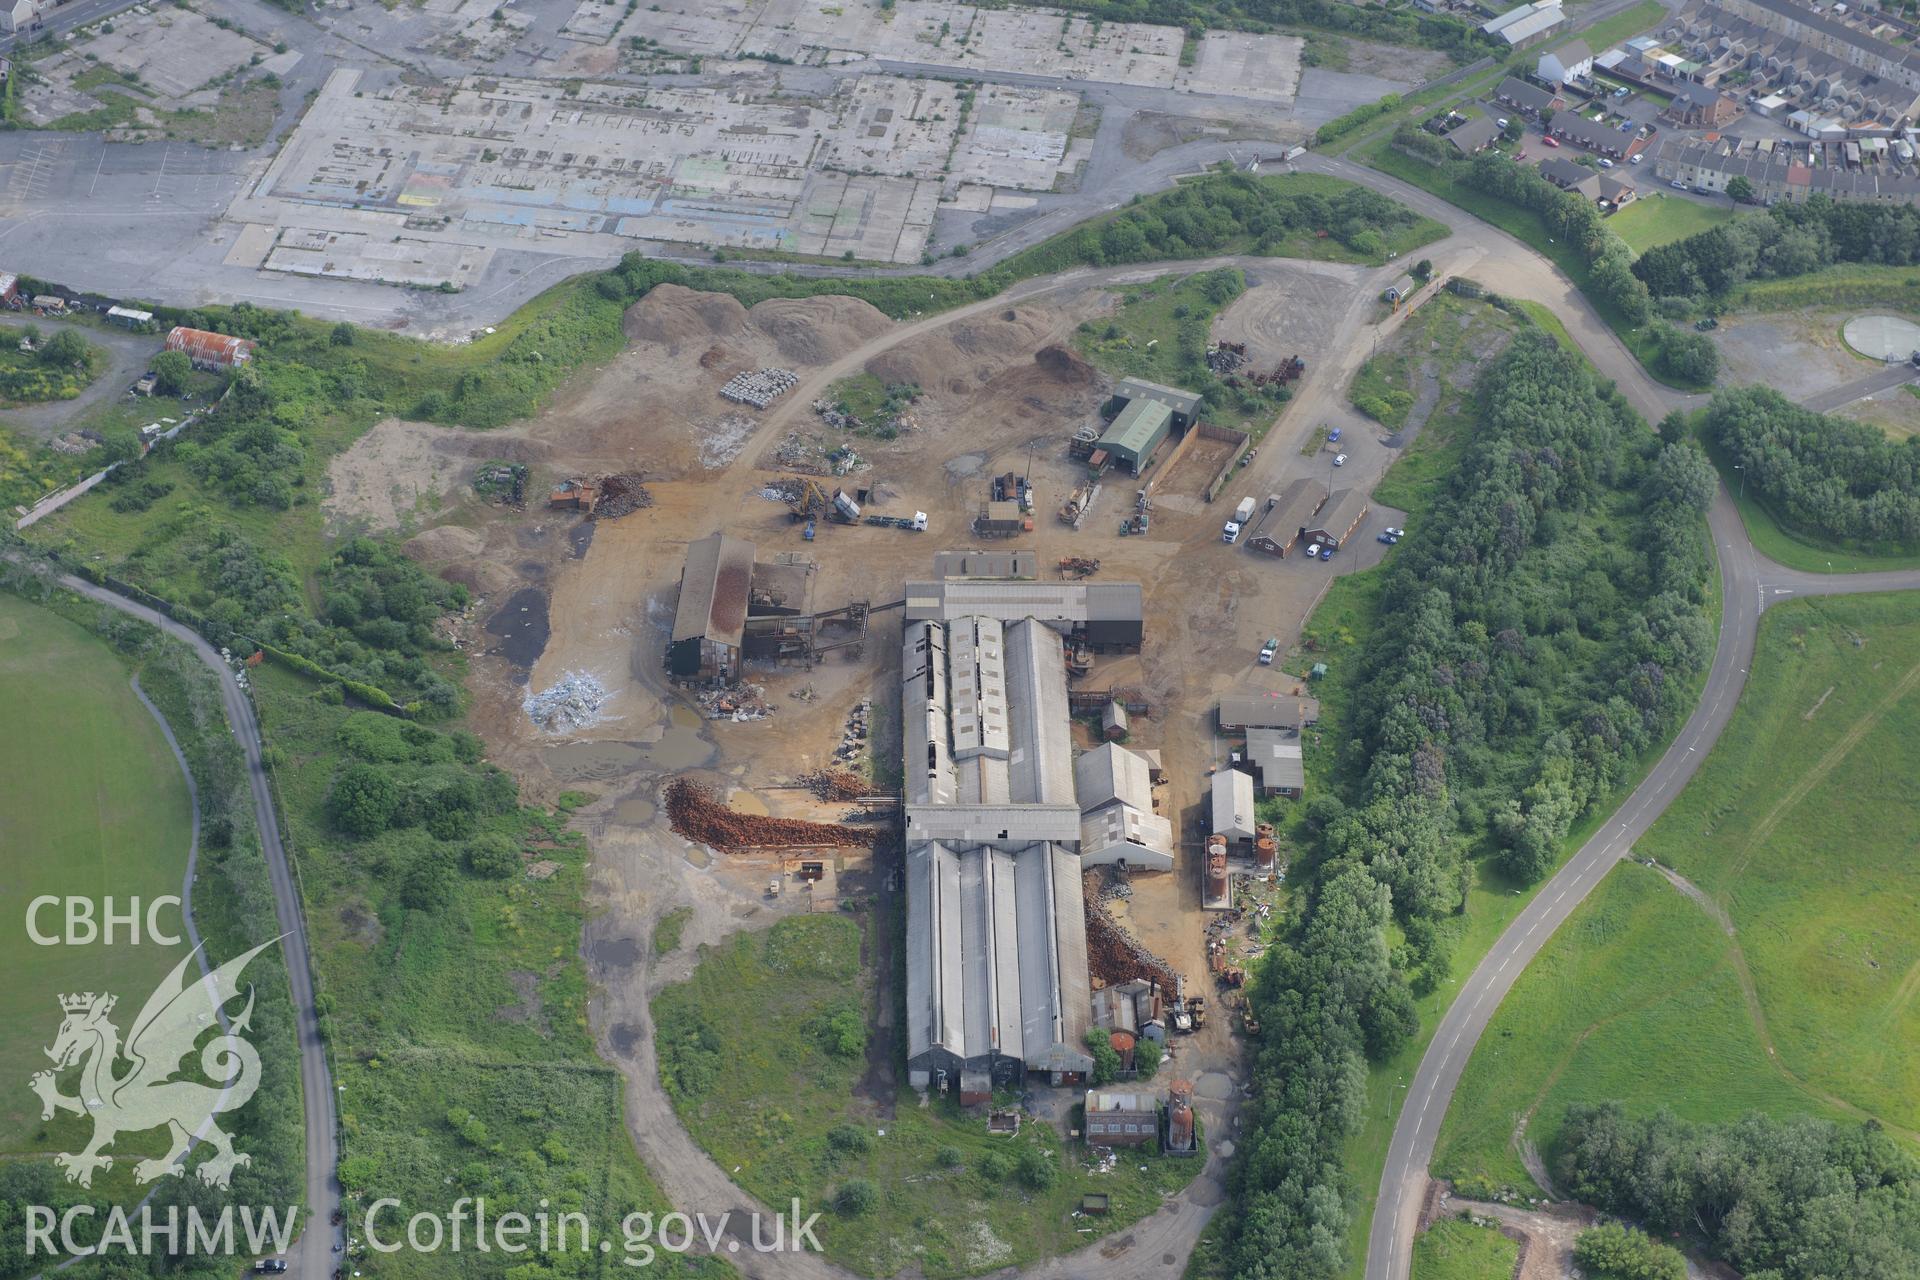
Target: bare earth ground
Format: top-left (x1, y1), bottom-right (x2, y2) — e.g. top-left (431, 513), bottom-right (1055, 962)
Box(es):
top-left (1838, 383), bottom-right (1920, 439)
top-left (1712, 310), bottom-right (1877, 400)
top-left (338, 256), bottom-right (1426, 1271)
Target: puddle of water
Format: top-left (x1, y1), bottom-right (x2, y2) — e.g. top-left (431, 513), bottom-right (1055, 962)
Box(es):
top-left (683, 843), bottom-right (711, 868)
top-left (670, 704), bottom-right (702, 730)
top-left (646, 726), bottom-right (713, 770)
top-left (484, 586), bottom-right (551, 669)
top-left (613, 795), bottom-right (657, 825)
top-left (609, 1022), bottom-right (643, 1055)
top-left (589, 936), bottom-right (641, 970)
top-left (729, 790), bottom-right (769, 816)
top-left (568, 522), bottom-right (596, 560)
top-left (545, 740), bottom-right (648, 781)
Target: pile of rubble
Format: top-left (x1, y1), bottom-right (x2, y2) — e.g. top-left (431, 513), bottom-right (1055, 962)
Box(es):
top-left (591, 472), bottom-right (652, 521)
top-left (523, 671), bottom-right (610, 732)
top-left (695, 681), bottom-right (773, 721)
top-left (1206, 340), bottom-right (1248, 375)
top-left (833, 698), bottom-right (871, 767)
top-left (1083, 869), bottom-right (1180, 993)
top-left (801, 767), bottom-right (869, 802)
top-left (720, 367), bottom-right (798, 409)
top-left (50, 431), bottom-right (101, 456)
top-left (811, 398), bottom-right (921, 437)
top-left (475, 462), bottom-right (528, 507)
top-left (665, 779), bottom-right (875, 853)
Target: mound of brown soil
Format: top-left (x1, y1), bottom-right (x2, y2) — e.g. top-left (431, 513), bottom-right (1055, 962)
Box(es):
top-left (1033, 343), bottom-right (1096, 385)
top-left (405, 524), bottom-right (485, 562)
top-left (623, 284), bottom-right (749, 351)
top-left (863, 307), bottom-right (1057, 392)
top-left (747, 295), bottom-right (892, 366)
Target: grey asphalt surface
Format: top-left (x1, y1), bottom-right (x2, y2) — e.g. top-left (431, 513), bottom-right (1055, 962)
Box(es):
top-left (0, 314), bottom-right (161, 441)
top-left (1329, 152), bottom-right (1920, 1280)
top-left (53, 573), bottom-right (343, 1278)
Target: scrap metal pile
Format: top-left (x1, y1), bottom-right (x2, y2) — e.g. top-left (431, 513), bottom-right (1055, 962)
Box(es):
top-left (1206, 340), bottom-right (1248, 375)
top-left (666, 780), bottom-right (875, 853)
top-left (801, 767), bottom-right (869, 802)
top-left (720, 368), bottom-right (799, 409)
top-left (695, 681), bottom-right (773, 721)
top-left (523, 671), bottom-right (609, 732)
top-left (1083, 868), bottom-right (1180, 993)
top-left (591, 472), bottom-right (652, 520)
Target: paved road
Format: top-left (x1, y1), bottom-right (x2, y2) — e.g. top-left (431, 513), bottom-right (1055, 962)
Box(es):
top-left (1337, 159), bottom-right (1920, 1280)
top-left (1800, 360), bottom-right (1917, 413)
top-left (53, 573), bottom-right (344, 1277)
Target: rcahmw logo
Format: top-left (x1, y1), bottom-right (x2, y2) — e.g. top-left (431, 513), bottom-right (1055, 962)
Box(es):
top-left (29, 938), bottom-right (277, 1189)
top-left (25, 1204), bottom-right (299, 1259)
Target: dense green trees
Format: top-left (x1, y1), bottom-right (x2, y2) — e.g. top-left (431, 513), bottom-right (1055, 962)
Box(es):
top-left (1221, 328), bottom-right (1716, 1280)
top-left (1651, 323), bottom-right (1719, 384)
top-left (1558, 1104), bottom-right (1920, 1280)
top-left (1454, 153), bottom-right (1652, 325)
top-left (1574, 1224), bottom-right (1686, 1280)
top-left (1634, 194), bottom-right (1920, 302)
top-left (151, 349), bottom-right (192, 395)
top-left (1705, 386), bottom-right (1920, 547)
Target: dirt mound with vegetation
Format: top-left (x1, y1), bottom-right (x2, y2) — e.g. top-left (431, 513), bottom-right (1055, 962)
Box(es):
top-left (623, 284), bottom-right (750, 351)
top-left (746, 295), bottom-right (892, 366)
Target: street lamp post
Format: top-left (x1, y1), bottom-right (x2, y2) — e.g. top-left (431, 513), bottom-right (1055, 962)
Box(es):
top-left (1734, 463), bottom-right (1745, 500)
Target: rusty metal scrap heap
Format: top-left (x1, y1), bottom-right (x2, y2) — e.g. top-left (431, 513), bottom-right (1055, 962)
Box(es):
top-left (665, 779), bottom-right (874, 853)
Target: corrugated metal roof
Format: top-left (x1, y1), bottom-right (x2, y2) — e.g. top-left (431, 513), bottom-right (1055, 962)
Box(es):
top-left (1074, 742), bottom-right (1154, 813)
top-left (1006, 619), bottom-right (1073, 804)
top-left (672, 532), bottom-right (756, 646)
top-left (1211, 769), bottom-right (1255, 840)
top-left (1112, 376), bottom-right (1202, 418)
top-left (1097, 398), bottom-right (1172, 457)
top-left (164, 326), bottom-right (255, 367)
top-left (1218, 693), bottom-right (1320, 729)
top-left (1246, 729), bottom-right (1306, 792)
top-left (904, 841), bottom-right (1092, 1075)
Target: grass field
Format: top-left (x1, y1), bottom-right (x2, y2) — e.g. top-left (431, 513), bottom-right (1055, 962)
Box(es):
top-left (1732, 262), bottom-right (1920, 314)
top-left (1411, 1215), bottom-right (1519, 1280)
top-left (0, 592), bottom-right (193, 1152)
top-left (1606, 195), bottom-right (1736, 254)
top-left (653, 913), bottom-right (1201, 1278)
top-left (1434, 591), bottom-right (1920, 1191)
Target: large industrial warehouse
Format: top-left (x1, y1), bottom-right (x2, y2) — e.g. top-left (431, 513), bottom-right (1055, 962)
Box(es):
top-left (902, 568), bottom-right (1151, 1099)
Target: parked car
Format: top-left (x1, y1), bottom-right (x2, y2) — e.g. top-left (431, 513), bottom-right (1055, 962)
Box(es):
top-left (1378, 532), bottom-right (1398, 544)
top-left (1332, 453), bottom-right (1348, 467)
top-left (1328, 426), bottom-right (1342, 442)
top-left (1670, 179), bottom-right (1688, 190)
top-left (1258, 637), bottom-right (1278, 665)
top-left (1613, 86), bottom-right (1631, 98)
top-left (1542, 135), bottom-right (1560, 147)
top-left (1304, 544), bottom-right (1320, 559)
top-left (253, 1263), bottom-right (288, 1275)
top-left (1385, 526), bottom-right (1405, 538)
top-left (1599, 157), bottom-right (1616, 168)
top-left (1515, 149), bottom-right (1527, 160)
top-left (1630, 153), bottom-right (1643, 165)
top-left (1496, 117), bottom-right (1510, 129)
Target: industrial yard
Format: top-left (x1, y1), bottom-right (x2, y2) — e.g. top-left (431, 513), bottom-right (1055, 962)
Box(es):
top-left (324, 235), bottom-right (1426, 1273)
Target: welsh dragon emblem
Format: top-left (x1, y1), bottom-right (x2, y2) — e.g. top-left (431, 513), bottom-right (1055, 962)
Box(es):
top-left (29, 940), bottom-right (276, 1190)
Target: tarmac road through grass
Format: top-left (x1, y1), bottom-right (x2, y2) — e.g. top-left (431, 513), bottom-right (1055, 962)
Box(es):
top-left (1435, 591), bottom-right (1920, 1191)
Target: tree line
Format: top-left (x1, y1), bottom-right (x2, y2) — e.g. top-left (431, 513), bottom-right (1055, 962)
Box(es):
top-left (1705, 385), bottom-right (1920, 547)
top-left (1634, 194), bottom-right (1920, 303)
top-left (1558, 1103), bottom-right (1920, 1280)
top-left (1222, 328), bottom-right (1717, 1280)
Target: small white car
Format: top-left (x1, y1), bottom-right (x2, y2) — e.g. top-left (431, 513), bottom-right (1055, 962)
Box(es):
top-left (1304, 544), bottom-right (1320, 559)
top-left (1333, 453), bottom-right (1348, 467)
top-left (1600, 158), bottom-right (1616, 168)
top-left (1496, 117), bottom-right (1510, 129)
